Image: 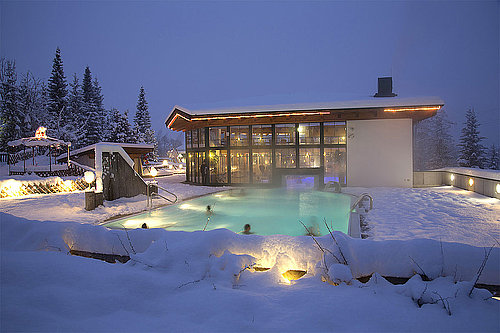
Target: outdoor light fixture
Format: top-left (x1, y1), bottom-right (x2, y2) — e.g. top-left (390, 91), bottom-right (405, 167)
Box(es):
top-left (162, 160), bottom-right (168, 166)
top-left (450, 174), bottom-right (455, 181)
top-left (150, 166), bottom-right (158, 178)
top-left (496, 184), bottom-right (500, 194)
top-left (84, 171), bottom-right (95, 185)
top-left (384, 106), bottom-right (441, 112)
top-left (468, 178), bottom-right (474, 187)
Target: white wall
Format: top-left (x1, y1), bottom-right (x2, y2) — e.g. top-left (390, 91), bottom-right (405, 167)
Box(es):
top-left (346, 119), bottom-right (413, 187)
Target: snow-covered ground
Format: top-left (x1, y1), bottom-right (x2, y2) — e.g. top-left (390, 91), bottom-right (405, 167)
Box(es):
top-left (1, 173), bottom-right (499, 331)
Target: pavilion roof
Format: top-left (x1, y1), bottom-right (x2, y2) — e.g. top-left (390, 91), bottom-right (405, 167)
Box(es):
top-left (8, 136), bottom-right (71, 148)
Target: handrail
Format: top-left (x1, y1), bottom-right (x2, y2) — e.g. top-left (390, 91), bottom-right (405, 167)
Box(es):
top-left (133, 168), bottom-right (178, 207)
top-left (153, 183), bottom-right (178, 204)
top-left (350, 193), bottom-right (373, 212)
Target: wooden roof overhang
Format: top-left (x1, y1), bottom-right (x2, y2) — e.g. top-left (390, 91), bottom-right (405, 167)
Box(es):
top-left (166, 103), bottom-right (444, 132)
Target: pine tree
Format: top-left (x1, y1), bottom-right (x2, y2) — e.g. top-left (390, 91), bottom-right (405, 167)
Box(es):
top-left (109, 108), bottom-right (134, 143)
top-left (458, 108), bottom-right (485, 168)
top-left (47, 47), bottom-right (68, 136)
top-left (93, 77), bottom-right (109, 141)
top-left (486, 144), bottom-right (499, 170)
top-left (80, 66), bottom-right (100, 146)
top-left (67, 73), bottom-right (83, 145)
top-left (428, 110), bottom-right (457, 169)
top-left (0, 58), bottom-right (21, 150)
top-left (133, 86), bottom-right (157, 159)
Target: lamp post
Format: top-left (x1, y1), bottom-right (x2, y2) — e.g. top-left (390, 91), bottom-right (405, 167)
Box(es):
top-left (84, 171), bottom-right (102, 211)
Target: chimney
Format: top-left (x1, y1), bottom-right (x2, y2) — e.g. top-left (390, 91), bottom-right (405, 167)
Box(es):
top-left (374, 77), bottom-right (397, 97)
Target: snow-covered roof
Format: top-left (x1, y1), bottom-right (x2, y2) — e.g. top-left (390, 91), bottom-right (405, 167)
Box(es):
top-left (178, 96), bottom-right (445, 116)
top-left (64, 142), bottom-right (154, 158)
top-left (8, 136), bottom-right (71, 147)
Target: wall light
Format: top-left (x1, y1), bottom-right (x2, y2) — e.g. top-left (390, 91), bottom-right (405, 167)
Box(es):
top-left (468, 178), bottom-right (474, 187)
top-left (496, 184), bottom-right (500, 194)
top-left (450, 174), bottom-right (455, 182)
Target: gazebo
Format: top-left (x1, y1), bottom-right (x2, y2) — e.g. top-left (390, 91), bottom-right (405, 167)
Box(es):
top-left (8, 127), bottom-right (71, 176)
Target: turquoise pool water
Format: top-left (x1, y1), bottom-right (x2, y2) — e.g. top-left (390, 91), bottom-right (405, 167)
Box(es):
top-left (105, 189), bottom-right (351, 236)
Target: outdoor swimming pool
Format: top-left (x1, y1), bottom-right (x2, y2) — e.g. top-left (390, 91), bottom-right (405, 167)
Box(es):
top-left (105, 188), bottom-right (352, 236)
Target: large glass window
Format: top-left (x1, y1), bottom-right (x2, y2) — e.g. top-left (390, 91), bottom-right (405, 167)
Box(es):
top-left (275, 148), bottom-right (296, 168)
top-left (275, 124), bottom-right (296, 145)
top-left (199, 128), bottom-right (206, 148)
top-left (252, 125), bottom-right (272, 146)
top-left (192, 129), bottom-right (199, 148)
top-left (230, 126), bottom-right (249, 147)
top-left (230, 149), bottom-right (250, 183)
top-left (324, 122), bottom-right (346, 145)
top-left (186, 131), bottom-right (192, 148)
top-left (252, 149), bottom-right (272, 183)
top-left (324, 147), bottom-right (347, 185)
top-left (298, 123), bottom-right (320, 145)
top-left (209, 127), bottom-right (227, 147)
top-left (299, 148), bottom-right (321, 168)
top-left (209, 150), bottom-right (228, 183)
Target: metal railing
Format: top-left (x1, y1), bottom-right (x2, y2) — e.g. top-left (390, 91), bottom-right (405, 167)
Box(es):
top-left (133, 168), bottom-right (178, 208)
top-left (350, 193), bottom-right (373, 212)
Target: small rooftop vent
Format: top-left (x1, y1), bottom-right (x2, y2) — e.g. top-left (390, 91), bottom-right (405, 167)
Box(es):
top-left (374, 77), bottom-right (397, 98)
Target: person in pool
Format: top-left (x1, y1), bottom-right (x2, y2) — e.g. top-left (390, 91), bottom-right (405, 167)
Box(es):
top-left (241, 224), bottom-right (254, 235)
top-left (206, 205), bottom-right (213, 216)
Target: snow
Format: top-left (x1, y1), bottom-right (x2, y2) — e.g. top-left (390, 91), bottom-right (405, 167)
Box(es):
top-left (434, 167), bottom-right (500, 181)
top-left (172, 96), bottom-right (445, 116)
top-left (344, 186), bottom-right (500, 247)
top-left (1, 175), bottom-right (499, 331)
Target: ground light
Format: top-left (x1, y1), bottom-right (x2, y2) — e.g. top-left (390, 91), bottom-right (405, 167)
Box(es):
top-left (496, 183), bottom-right (500, 194)
top-left (450, 174), bottom-right (455, 182)
top-left (162, 160), bottom-right (168, 166)
top-left (150, 166), bottom-right (158, 178)
top-left (468, 178), bottom-right (474, 187)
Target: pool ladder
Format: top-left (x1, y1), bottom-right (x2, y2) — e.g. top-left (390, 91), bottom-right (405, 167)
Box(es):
top-left (350, 193), bottom-right (373, 212)
top-left (133, 168), bottom-right (178, 208)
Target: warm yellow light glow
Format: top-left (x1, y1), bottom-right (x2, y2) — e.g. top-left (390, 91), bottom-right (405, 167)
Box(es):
top-left (297, 126), bottom-right (305, 133)
top-left (191, 111), bottom-right (330, 122)
top-left (167, 113), bottom-right (190, 129)
top-left (282, 270), bottom-right (307, 282)
top-left (496, 184), bottom-right (500, 194)
top-left (384, 106), bottom-right (441, 112)
top-left (179, 203), bottom-right (192, 210)
top-left (84, 171), bottom-right (95, 184)
top-left (150, 167), bottom-right (158, 178)
top-left (468, 178), bottom-right (474, 187)
top-left (162, 160), bottom-right (169, 166)
top-left (35, 126), bottom-right (47, 139)
top-left (450, 174), bottom-right (455, 181)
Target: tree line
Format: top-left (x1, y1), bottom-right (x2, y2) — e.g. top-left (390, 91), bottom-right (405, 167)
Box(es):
top-left (1, 48), bottom-right (182, 158)
top-left (414, 108), bottom-right (499, 170)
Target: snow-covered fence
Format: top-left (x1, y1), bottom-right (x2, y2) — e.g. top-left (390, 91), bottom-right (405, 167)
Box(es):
top-left (0, 177), bottom-right (89, 198)
top-left (414, 168), bottom-right (500, 199)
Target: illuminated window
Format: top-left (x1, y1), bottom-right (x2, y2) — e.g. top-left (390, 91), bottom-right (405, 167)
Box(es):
top-left (252, 149), bottom-right (272, 183)
top-left (230, 126), bottom-right (249, 147)
top-left (199, 128), bottom-right (205, 148)
top-left (186, 131), bottom-right (192, 148)
top-left (192, 129), bottom-right (199, 148)
top-left (299, 123), bottom-right (320, 145)
top-left (230, 149), bottom-right (250, 183)
top-left (209, 127), bottom-right (227, 147)
top-left (324, 147), bottom-right (346, 185)
top-left (252, 125), bottom-right (272, 146)
top-left (324, 122), bottom-right (346, 145)
top-left (209, 150), bottom-right (228, 183)
top-left (275, 124), bottom-right (296, 145)
top-left (276, 148), bottom-right (296, 168)
top-left (299, 148), bottom-right (321, 168)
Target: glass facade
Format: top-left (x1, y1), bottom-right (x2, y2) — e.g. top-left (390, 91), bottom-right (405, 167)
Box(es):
top-left (186, 122), bottom-right (347, 186)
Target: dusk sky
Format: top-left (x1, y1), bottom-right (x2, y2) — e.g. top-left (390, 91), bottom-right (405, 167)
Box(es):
top-left (1, 1), bottom-right (498, 146)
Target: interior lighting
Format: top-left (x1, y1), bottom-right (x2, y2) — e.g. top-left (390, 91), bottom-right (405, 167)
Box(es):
top-left (450, 174), bottom-right (455, 181)
top-left (150, 166), bottom-right (158, 178)
top-left (190, 111), bottom-right (330, 122)
top-left (384, 106), bottom-right (441, 112)
top-left (468, 178), bottom-right (474, 187)
top-left (495, 184), bottom-right (500, 194)
top-left (84, 171), bottom-right (95, 184)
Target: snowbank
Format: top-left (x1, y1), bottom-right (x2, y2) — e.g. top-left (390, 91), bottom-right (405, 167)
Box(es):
top-left (434, 167), bottom-right (500, 181)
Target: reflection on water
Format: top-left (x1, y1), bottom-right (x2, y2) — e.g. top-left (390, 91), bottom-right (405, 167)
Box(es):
top-left (105, 188), bottom-right (351, 236)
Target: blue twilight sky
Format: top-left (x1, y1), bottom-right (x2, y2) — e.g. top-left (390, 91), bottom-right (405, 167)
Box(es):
top-left (1, 1), bottom-right (499, 147)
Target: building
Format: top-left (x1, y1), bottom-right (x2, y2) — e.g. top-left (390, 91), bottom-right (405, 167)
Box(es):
top-left (165, 79), bottom-right (444, 188)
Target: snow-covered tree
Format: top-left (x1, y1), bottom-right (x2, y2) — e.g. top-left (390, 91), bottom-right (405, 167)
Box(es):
top-left (80, 66), bottom-right (100, 147)
top-left (458, 108), bottom-right (485, 168)
top-left (486, 144), bottom-right (499, 170)
top-left (93, 78), bottom-right (110, 141)
top-left (67, 73), bottom-right (84, 144)
top-left (109, 108), bottom-right (134, 143)
top-left (414, 110), bottom-right (457, 170)
top-left (133, 86), bottom-right (158, 158)
top-left (0, 58), bottom-right (21, 150)
top-left (47, 47), bottom-right (68, 137)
